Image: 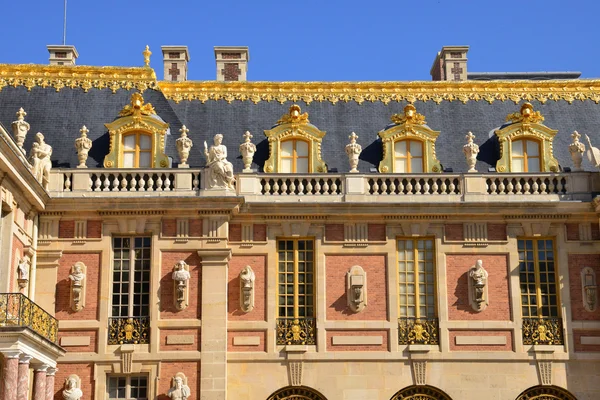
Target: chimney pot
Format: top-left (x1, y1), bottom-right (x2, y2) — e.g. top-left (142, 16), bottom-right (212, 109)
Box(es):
top-left (47, 45), bottom-right (79, 66)
top-left (214, 46), bottom-right (249, 82)
top-left (430, 45), bottom-right (469, 81)
top-left (161, 46), bottom-right (190, 82)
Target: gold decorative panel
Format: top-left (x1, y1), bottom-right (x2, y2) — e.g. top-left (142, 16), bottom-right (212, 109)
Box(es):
top-left (522, 317), bottom-right (564, 345)
top-left (276, 317), bottom-right (316, 345)
top-left (495, 103), bottom-right (559, 173)
top-left (103, 92), bottom-right (169, 168)
top-left (107, 316), bottom-right (150, 344)
top-left (263, 105), bottom-right (327, 173)
top-left (398, 317), bottom-right (439, 345)
top-left (378, 105), bottom-right (442, 173)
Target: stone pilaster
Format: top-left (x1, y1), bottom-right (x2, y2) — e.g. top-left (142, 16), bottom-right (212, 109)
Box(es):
top-left (198, 248), bottom-right (232, 400)
top-left (1, 350), bottom-right (21, 400)
top-left (32, 365), bottom-right (48, 400)
top-left (17, 354), bottom-right (33, 400)
top-left (45, 368), bottom-right (56, 400)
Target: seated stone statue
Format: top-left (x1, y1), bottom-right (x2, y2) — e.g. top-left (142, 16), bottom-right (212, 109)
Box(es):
top-left (204, 134), bottom-right (235, 189)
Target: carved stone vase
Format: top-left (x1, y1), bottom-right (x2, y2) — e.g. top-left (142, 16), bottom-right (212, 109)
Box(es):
top-left (239, 131), bottom-right (256, 172)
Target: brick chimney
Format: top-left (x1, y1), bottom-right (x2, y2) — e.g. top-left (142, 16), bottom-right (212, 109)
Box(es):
top-left (47, 45), bottom-right (79, 66)
top-left (161, 46), bottom-right (190, 82)
top-left (214, 46), bottom-right (249, 82)
top-left (430, 46), bottom-right (469, 81)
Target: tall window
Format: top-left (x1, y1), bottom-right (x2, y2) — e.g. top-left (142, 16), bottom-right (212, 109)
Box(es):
top-left (518, 238), bottom-right (559, 318)
top-left (108, 376), bottom-right (148, 400)
top-left (511, 139), bottom-right (541, 172)
top-left (277, 239), bottom-right (314, 318)
top-left (398, 238), bottom-right (435, 318)
top-left (280, 140), bottom-right (309, 173)
top-left (112, 237), bottom-right (151, 318)
top-left (394, 140), bottom-right (424, 173)
top-left (122, 133), bottom-right (152, 168)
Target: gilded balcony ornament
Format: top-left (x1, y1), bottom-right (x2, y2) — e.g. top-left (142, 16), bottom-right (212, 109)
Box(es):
top-left (276, 317), bottom-right (316, 345)
top-left (11, 108), bottom-right (30, 154)
top-left (398, 317), bottom-right (439, 345)
top-left (506, 102), bottom-right (545, 124)
top-left (522, 317), bottom-right (564, 345)
top-left (118, 92), bottom-right (157, 117)
top-left (107, 316), bottom-right (150, 344)
top-left (277, 104), bottom-right (310, 125)
top-left (569, 131), bottom-right (586, 171)
top-left (143, 45), bottom-right (152, 67)
top-left (0, 293), bottom-right (59, 343)
top-left (391, 104), bottom-right (427, 125)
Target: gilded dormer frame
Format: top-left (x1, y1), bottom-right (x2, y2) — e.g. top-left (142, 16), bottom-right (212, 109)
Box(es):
top-left (263, 105), bottom-right (328, 173)
top-left (103, 92), bottom-right (169, 168)
top-left (494, 103), bottom-right (559, 173)
top-left (378, 105), bottom-right (442, 173)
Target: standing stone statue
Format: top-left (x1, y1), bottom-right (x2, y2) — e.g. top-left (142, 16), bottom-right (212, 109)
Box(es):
top-left (11, 108), bottom-right (30, 154)
top-left (176, 125), bottom-right (193, 167)
top-left (29, 132), bottom-right (53, 190)
top-left (17, 258), bottom-right (29, 289)
top-left (468, 260), bottom-right (488, 312)
top-left (463, 132), bottom-right (479, 173)
top-left (239, 131), bottom-right (256, 172)
top-left (569, 131), bottom-right (586, 171)
top-left (62, 376), bottom-right (83, 400)
top-left (345, 132), bottom-right (362, 173)
top-left (172, 260), bottom-right (191, 310)
top-left (69, 263), bottom-right (86, 311)
top-left (167, 375), bottom-right (191, 400)
top-left (74, 126), bottom-right (92, 168)
top-left (203, 134), bottom-right (235, 189)
top-left (239, 265), bottom-right (256, 312)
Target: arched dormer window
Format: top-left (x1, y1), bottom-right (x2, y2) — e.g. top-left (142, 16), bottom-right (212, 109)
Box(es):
top-left (263, 105), bottom-right (327, 173)
top-left (103, 93), bottom-right (169, 168)
top-left (495, 103), bottom-right (559, 173)
top-left (378, 105), bottom-right (442, 173)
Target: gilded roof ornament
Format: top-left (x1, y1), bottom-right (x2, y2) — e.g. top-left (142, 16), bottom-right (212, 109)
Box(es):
top-left (118, 92), bottom-right (156, 117)
top-left (505, 102), bottom-right (545, 124)
top-left (277, 104), bottom-right (310, 125)
top-left (391, 104), bottom-right (427, 125)
top-left (143, 45), bottom-right (152, 67)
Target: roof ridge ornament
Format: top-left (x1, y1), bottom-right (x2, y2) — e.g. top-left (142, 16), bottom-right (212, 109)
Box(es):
top-left (277, 104), bottom-right (310, 125)
top-left (143, 45), bottom-right (152, 67)
top-left (118, 92), bottom-right (156, 117)
top-left (391, 104), bottom-right (427, 125)
top-left (505, 102), bottom-right (545, 124)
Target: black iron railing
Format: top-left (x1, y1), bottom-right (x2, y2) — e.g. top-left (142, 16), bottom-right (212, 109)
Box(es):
top-left (107, 317), bottom-right (150, 345)
top-left (0, 293), bottom-right (58, 344)
top-left (276, 317), bottom-right (316, 345)
top-left (522, 317), bottom-right (564, 345)
top-left (398, 317), bottom-right (439, 345)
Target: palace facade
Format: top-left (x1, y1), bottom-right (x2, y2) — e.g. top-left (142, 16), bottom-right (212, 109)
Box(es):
top-left (0, 44), bottom-right (599, 400)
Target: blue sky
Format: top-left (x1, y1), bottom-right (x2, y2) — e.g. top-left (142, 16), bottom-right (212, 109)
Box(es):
top-left (0, 0), bottom-right (595, 81)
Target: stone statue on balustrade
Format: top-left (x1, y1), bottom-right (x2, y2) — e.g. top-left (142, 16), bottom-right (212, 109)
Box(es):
top-left (204, 134), bottom-right (235, 190)
top-left (62, 375), bottom-right (83, 400)
top-left (29, 132), bottom-right (53, 190)
top-left (167, 374), bottom-right (191, 400)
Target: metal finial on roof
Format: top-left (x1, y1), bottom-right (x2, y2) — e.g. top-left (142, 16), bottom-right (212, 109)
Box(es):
top-left (143, 45), bottom-right (152, 67)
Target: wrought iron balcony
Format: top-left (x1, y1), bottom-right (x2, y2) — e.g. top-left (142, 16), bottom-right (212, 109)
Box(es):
top-left (107, 317), bottom-right (150, 345)
top-left (522, 317), bottom-right (564, 345)
top-left (0, 293), bottom-right (58, 344)
top-left (276, 317), bottom-right (316, 345)
top-left (398, 317), bottom-right (439, 345)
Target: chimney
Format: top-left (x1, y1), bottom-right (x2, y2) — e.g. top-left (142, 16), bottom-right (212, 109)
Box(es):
top-left (47, 45), bottom-right (79, 66)
top-left (430, 46), bottom-right (469, 81)
top-left (161, 46), bottom-right (190, 82)
top-left (214, 46), bottom-right (249, 82)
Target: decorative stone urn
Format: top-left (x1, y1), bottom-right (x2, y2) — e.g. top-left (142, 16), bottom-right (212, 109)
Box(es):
top-left (11, 108), bottom-right (30, 154)
top-left (176, 125), bottom-right (193, 167)
top-left (239, 131), bottom-right (256, 172)
top-left (74, 126), bottom-right (92, 168)
top-left (463, 131), bottom-right (479, 173)
top-left (344, 132), bottom-right (362, 173)
top-left (569, 131), bottom-right (586, 171)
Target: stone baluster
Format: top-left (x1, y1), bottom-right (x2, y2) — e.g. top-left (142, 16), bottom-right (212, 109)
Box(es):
top-left (17, 354), bottom-right (33, 400)
top-left (45, 367), bottom-right (57, 400)
top-left (1, 350), bottom-right (22, 400)
top-left (32, 365), bottom-right (48, 400)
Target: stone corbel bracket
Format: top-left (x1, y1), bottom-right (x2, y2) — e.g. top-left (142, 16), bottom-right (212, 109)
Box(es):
top-left (239, 265), bottom-right (255, 313)
top-left (172, 260), bottom-right (190, 311)
top-left (346, 265), bottom-right (367, 313)
top-left (69, 262), bottom-right (87, 312)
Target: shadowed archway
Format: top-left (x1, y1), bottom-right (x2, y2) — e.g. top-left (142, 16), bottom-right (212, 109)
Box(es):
top-left (267, 386), bottom-right (328, 400)
top-left (516, 385), bottom-right (577, 400)
top-left (390, 385), bottom-right (453, 400)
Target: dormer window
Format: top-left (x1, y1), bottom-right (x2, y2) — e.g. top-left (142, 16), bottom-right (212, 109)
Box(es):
top-left (511, 138), bottom-right (541, 172)
top-left (394, 139), bottom-right (424, 173)
top-left (280, 139), bottom-right (309, 173)
top-left (123, 132), bottom-right (152, 168)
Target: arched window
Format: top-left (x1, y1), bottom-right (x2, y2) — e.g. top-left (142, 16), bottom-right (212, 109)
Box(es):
top-left (280, 139), bottom-right (309, 173)
top-left (511, 138), bottom-right (541, 172)
top-left (267, 386), bottom-right (328, 400)
top-left (516, 385), bottom-right (577, 400)
top-left (122, 132), bottom-right (152, 168)
top-left (394, 139), bottom-right (424, 173)
top-left (390, 385), bottom-right (453, 400)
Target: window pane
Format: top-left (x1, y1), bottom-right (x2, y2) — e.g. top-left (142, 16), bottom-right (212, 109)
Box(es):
top-left (526, 140), bottom-right (539, 156)
top-left (512, 158), bottom-right (524, 172)
top-left (281, 158), bottom-right (292, 173)
top-left (123, 152), bottom-right (135, 168)
top-left (296, 158), bottom-right (309, 173)
top-left (296, 140), bottom-right (309, 156)
top-left (281, 141), bottom-right (293, 157)
top-left (139, 135), bottom-right (151, 150)
top-left (123, 135), bottom-right (135, 150)
top-left (411, 158), bottom-right (423, 173)
top-left (394, 141), bottom-right (406, 157)
top-left (527, 157), bottom-right (540, 172)
top-left (410, 141), bottom-right (422, 157)
top-left (512, 140), bottom-right (523, 156)
top-left (139, 152), bottom-right (151, 168)
top-left (395, 159), bottom-right (407, 173)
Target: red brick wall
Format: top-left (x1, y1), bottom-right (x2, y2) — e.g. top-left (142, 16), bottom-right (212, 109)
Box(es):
top-left (569, 254), bottom-right (600, 321)
top-left (227, 331), bottom-right (266, 352)
top-left (160, 252), bottom-right (201, 319)
top-left (58, 220), bottom-right (75, 238)
top-left (573, 330), bottom-right (600, 352)
top-left (229, 224), bottom-right (241, 242)
top-left (53, 363), bottom-right (94, 400)
top-left (58, 330), bottom-right (97, 352)
top-left (162, 219), bottom-right (176, 237)
top-left (55, 253), bottom-right (100, 320)
top-left (326, 255), bottom-right (387, 320)
top-left (445, 224), bottom-right (464, 241)
top-left (566, 224), bottom-right (579, 241)
top-left (253, 224), bottom-right (266, 241)
top-left (326, 330), bottom-right (388, 351)
top-left (228, 255), bottom-right (266, 321)
top-left (368, 224), bottom-right (386, 241)
top-left (326, 224), bottom-right (344, 241)
top-left (189, 219), bottom-right (202, 237)
top-left (487, 224), bottom-right (507, 241)
top-left (446, 254), bottom-right (511, 321)
top-left (158, 362), bottom-right (199, 400)
top-left (448, 330), bottom-right (513, 351)
top-left (159, 329), bottom-right (200, 351)
top-left (86, 220), bottom-right (102, 238)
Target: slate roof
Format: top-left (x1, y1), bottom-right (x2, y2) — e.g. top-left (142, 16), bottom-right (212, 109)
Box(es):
top-left (1, 82), bottom-right (600, 173)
